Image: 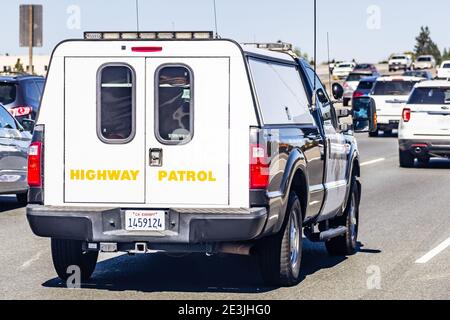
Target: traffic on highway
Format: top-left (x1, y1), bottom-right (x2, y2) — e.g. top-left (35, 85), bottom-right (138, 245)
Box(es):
top-left (0, 0), bottom-right (449, 305)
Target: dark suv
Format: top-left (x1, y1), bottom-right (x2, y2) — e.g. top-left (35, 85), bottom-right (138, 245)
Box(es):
top-left (0, 74), bottom-right (45, 126)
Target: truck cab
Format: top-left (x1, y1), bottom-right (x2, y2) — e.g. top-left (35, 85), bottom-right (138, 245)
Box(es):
top-left (26, 32), bottom-right (374, 286)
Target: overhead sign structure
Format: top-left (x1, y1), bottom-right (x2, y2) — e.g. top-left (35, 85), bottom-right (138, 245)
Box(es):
top-left (19, 4), bottom-right (43, 74)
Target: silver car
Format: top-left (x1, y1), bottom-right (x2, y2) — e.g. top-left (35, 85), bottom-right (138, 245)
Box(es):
top-left (0, 103), bottom-right (32, 204)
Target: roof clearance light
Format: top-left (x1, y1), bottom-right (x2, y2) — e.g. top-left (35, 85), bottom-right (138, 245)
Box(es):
top-left (103, 32), bottom-right (121, 40)
top-left (139, 32), bottom-right (157, 39)
top-left (175, 32), bottom-right (193, 39)
top-left (121, 32), bottom-right (139, 39)
top-left (157, 32), bottom-right (175, 39)
top-left (84, 32), bottom-right (103, 40)
top-left (193, 32), bottom-right (213, 39)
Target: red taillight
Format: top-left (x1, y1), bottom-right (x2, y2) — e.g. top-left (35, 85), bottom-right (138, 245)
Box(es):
top-left (353, 91), bottom-right (364, 98)
top-left (8, 106), bottom-right (32, 117)
top-left (28, 142), bottom-right (42, 187)
top-left (250, 144), bottom-right (269, 189)
top-left (402, 108), bottom-right (411, 122)
top-left (131, 46), bottom-right (163, 53)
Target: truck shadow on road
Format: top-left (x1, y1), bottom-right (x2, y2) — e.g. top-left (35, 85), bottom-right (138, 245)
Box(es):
top-left (42, 239), bottom-right (380, 294)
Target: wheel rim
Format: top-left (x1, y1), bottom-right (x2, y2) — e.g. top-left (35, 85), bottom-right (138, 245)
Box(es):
top-left (289, 210), bottom-right (300, 269)
top-left (349, 192), bottom-right (358, 246)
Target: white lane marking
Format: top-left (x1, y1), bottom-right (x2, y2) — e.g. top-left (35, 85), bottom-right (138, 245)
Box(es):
top-left (415, 237), bottom-right (450, 264)
top-left (360, 158), bottom-right (385, 167)
top-left (19, 251), bottom-right (43, 270)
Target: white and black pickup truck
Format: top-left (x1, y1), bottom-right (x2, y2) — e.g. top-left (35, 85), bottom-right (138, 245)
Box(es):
top-left (26, 33), bottom-right (376, 286)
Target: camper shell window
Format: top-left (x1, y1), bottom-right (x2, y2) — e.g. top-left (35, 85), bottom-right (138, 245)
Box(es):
top-left (155, 65), bottom-right (193, 145)
top-left (97, 64), bottom-right (136, 144)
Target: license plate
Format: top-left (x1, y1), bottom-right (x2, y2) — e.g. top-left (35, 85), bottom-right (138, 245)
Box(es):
top-left (125, 210), bottom-right (166, 231)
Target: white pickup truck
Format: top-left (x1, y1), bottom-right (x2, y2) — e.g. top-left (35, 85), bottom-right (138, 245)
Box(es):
top-left (389, 54), bottom-right (412, 72)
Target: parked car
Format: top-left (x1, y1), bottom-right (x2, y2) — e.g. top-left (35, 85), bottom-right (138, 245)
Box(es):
top-left (332, 62), bottom-right (356, 80)
top-left (353, 63), bottom-right (378, 73)
top-left (352, 76), bottom-right (378, 99)
top-left (389, 54), bottom-right (413, 72)
top-left (436, 60), bottom-right (450, 79)
top-left (0, 74), bottom-right (45, 127)
top-left (0, 103), bottom-right (32, 204)
top-left (403, 70), bottom-right (434, 80)
top-left (398, 81), bottom-right (450, 167)
top-left (369, 76), bottom-right (423, 137)
top-left (343, 71), bottom-right (380, 106)
top-left (412, 55), bottom-right (436, 70)
top-left (26, 32), bottom-right (376, 286)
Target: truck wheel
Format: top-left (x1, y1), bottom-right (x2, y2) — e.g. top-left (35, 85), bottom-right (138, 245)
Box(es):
top-left (16, 192), bottom-right (28, 205)
top-left (257, 192), bottom-right (303, 287)
top-left (325, 179), bottom-right (360, 256)
top-left (369, 130), bottom-right (378, 137)
top-left (51, 239), bottom-right (98, 282)
top-left (399, 149), bottom-right (415, 168)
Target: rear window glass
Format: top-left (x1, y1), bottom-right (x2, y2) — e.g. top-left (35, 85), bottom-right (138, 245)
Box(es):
top-left (156, 65), bottom-right (193, 144)
top-left (0, 83), bottom-right (17, 105)
top-left (98, 64), bottom-right (135, 143)
top-left (408, 87), bottom-right (450, 105)
top-left (418, 57), bottom-right (432, 62)
top-left (372, 81), bottom-right (417, 96)
top-left (357, 81), bottom-right (375, 90)
top-left (23, 80), bottom-right (40, 105)
top-left (443, 64), bottom-right (450, 69)
top-left (249, 58), bottom-right (313, 125)
top-left (346, 74), bottom-right (364, 82)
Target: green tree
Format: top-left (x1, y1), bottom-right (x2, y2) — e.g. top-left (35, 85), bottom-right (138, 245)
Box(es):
top-left (293, 47), bottom-right (309, 61)
top-left (442, 48), bottom-right (450, 62)
top-left (414, 26), bottom-right (442, 63)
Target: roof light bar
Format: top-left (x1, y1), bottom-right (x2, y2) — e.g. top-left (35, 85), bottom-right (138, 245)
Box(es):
top-left (243, 42), bottom-right (293, 52)
top-left (83, 31), bottom-right (214, 40)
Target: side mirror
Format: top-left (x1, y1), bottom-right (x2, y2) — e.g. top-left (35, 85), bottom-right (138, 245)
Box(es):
top-left (21, 119), bottom-right (35, 132)
top-left (316, 88), bottom-right (329, 104)
top-left (352, 97), bottom-right (377, 133)
top-left (332, 83), bottom-right (344, 100)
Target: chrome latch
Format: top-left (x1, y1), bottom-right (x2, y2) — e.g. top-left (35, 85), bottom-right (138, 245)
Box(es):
top-left (150, 148), bottom-right (163, 167)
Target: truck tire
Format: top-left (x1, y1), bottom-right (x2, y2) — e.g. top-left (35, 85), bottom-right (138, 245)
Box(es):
top-left (369, 130), bottom-right (378, 137)
top-left (399, 149), bottom-right (414, 168)
top-left (257, 192), bottom-right (303, 287)
top-left (325, 178), bottom-right (360, 256)
top-left (16, 192), bottom-right (28, 205)
top-left (51, 239), bottom-right (98, 282)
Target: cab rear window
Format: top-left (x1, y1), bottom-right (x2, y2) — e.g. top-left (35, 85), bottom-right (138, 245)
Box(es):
top-left (155, 65), bottom-right (193, 144)
top-left (97, 64), bottom-right (135, 143)
top-left (0, 83), bottom-right (17, 105)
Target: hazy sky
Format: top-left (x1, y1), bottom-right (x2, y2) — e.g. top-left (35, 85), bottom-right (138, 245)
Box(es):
top-left (0, 0), bottom-right (448, 63)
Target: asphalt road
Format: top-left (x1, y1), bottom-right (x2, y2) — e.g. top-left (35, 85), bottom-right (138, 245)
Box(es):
top-left (0, 133), bottom-right (449, 300)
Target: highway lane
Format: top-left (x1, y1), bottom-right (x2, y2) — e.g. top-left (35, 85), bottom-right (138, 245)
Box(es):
top-left (0, 133), bottom-right (449, 300)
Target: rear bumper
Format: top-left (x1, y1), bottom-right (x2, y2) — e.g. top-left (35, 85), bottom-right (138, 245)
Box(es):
top-left (399, 139), bottom-right (450, 157)
top-left (26, 205), bottom-right (268, 244)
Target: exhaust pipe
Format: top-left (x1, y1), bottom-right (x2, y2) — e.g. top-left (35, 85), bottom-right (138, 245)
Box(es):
top-left (215, 243), bottom-right (253, 256)
top-left (415, 147), bottom-right (422, 154)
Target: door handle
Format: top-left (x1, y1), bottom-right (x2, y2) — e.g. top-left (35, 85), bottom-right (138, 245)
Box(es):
top-left (149, 148), bottom-right (163, 167)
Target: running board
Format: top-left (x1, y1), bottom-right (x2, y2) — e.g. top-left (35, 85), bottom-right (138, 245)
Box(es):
top-left (306, 226), bottom-right (347, 242)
